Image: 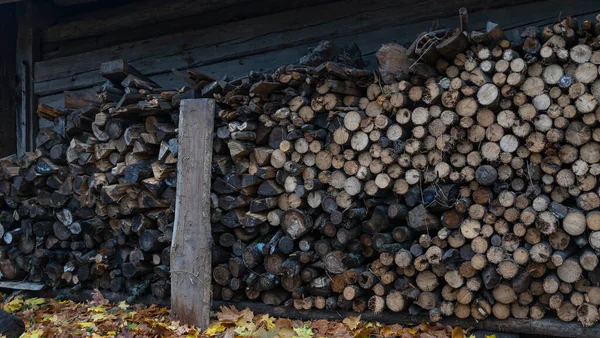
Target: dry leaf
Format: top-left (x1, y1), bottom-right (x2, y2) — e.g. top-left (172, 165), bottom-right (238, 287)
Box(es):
top-left (217, 305), bottom-right (242, 323)
top-left (452, 327), bottom-right (466, 338)
top-left (342, 315), bottom-right (361, 330)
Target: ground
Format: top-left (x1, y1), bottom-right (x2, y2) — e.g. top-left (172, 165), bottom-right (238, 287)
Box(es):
top-left (0, 290), bottom-right (471, 337)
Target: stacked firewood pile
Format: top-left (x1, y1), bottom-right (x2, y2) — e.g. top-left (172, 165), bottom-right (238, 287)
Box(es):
top-left (208, 15), bottom-right (600, 327)
top-left (3, 9), bottom-right (600, 327)
top-left (0, 60), bottom-right (179, 301)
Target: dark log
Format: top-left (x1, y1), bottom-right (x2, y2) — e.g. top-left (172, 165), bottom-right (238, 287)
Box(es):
top-left (0, 308), bottom-right (25, 338)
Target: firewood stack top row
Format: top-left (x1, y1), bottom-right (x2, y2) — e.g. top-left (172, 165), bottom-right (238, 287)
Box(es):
top-left (4, 8), bottom-right (600, 327)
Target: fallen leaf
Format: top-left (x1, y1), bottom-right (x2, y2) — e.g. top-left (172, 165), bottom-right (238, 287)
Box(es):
top-left (3, 297), bottom-right (24, 312)
top-left (21, 329), bottom-right (44, 338)
top-left (258, 313), bottom-right (276, 330)
top-left (217, 305), bottom-right (242, 323)
top-left (118, 301), bottom-right (130, 310)
top-left (485, 335), bottom-right (496, 338)
top-left (294, 324), bottom-right (314, 338)
top-left (452, 327), bottom-right (466, 338)
top-left (275, 318), bottom-right (293, 328)
top-left (25, 298), bottom-right (46, 307)
top-left (91, 289), bottom-right (108, 306)
top-left (343, 316), bottom-right (361, 330)
top-left (205, 322), bottom-right (227, 337)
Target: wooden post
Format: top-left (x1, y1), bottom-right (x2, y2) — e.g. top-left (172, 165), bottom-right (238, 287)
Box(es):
top-left (170, 98), bottom-right (215, 329)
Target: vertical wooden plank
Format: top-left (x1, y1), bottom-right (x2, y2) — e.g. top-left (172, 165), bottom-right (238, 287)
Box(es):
top-left (0, 3), bottom-right (18, 157)
top-left (15, 0), bottom-right (39, 155)
top-left (171, 98), bottom-right (215, 329)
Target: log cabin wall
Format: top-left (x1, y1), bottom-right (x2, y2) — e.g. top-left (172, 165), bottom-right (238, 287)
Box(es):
top-left (31, 0), bottom-right (570, 113)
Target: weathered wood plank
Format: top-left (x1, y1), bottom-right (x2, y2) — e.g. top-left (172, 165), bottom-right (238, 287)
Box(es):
top-left (0, 3), bottom-right (17, 157)
top-left (0, 281), bottom-right (46, 291)
top-left (34, 0), bottom-right (600, 98)
top-left (213, 301), bottom-right (600, 338)
top-left (170, 99), bottom-right (215, 329)
top-left (42, 0), bottom-right (334, 59)
top-left (33, 0), bottom-right (546, 95)
top-left (15, 1), bottom-right (39, 155)
top-left (43, 0), bottom-right (256, 43)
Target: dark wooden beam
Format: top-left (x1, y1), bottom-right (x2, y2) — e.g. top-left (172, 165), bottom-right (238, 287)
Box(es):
top-left (41, 0), bottom-right (336, 59)
top-left (0, 3), bottom-right (18, 157)
top-left (214, 301), bottom-right (600, 338)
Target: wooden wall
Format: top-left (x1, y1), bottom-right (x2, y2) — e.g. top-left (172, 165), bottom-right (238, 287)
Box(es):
top-left (0, 4), bottom-right (18, 157)
top-left (31, 0), bottom-right (600, 110)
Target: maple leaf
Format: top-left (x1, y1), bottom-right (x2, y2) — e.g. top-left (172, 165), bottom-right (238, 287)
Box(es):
top-left (452, 327), bottom-right (466, 338)
top-left (118, 301), bottom-right (130, 310)
top-left (3, 297), bottom-right (24, 312)
top-left (78, 322), bottom-right (95, 328)
top-left (276, 318), bottom-right (293, 328)
top-left (293, 324), bottom-right (314, 338)
top-left (342, 315), bottom-right (361, 330)
top-left (235, 321), bottom-right (257, 337)
top-left (310, 319), bottom-right (330, 335)
top-left (21, 329), bottom-right (44, 338)
top-left (217, 305), bottom-right (242, 323)
top-left (91, 289), bottom-right (108, 306)
top-left (235, 307), bottom-right (254, 326)
top-left (404, 327), bottom-right (418, 336)
top-left (89, 305), bottom-right (106, 313)
top-left (205, 322), bottom-right (227, 336)
top-left (258, 314), bottom-right (276, 330)
top-left (380, 325), bottom-right (401, 338)
top-left (25, 298), bottom-right (46, 307)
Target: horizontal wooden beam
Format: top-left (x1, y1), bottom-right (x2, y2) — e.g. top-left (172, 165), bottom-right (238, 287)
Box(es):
top-left (43, 0), bottom-right (256, 42)
top-left (213, 301), bottom-right (600, 338)
top-left (53, 0), bottom-right (107, 5)
top-left (31, 288), bottom-right (170, 307)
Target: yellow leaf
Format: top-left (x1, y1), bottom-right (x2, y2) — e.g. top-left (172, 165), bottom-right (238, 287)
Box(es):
top-left (452, 327), bottom-right (466, 338)
top-left (293, 325), bottom-right (314, 338)
top-left (205, 322), bottom-right (227, 337)
top-left (91, 313), bottom-right (106, 322)
top-left (3, 297), bottom-right (24, 313)
top-left (118, 301), bottom-right (130, 310)
top-left (25, 298), bottom-right (46, 307)
top-left (89, 305), bottom-right (106, 313)
top-left (404, 328), bottom-right (418, 336)
top-left (21, 329), bottom-right (44, 338)
top-left (485, 335), bottom-right (496, 338)
top-left (78, 322), bottom-right (94, 328)
top-left (235, 321), bottom-right (257, 337)
top-left (107, 332), bottom-right (117, 335)
top-left (379, 326), bottom-right (396, 338)
top-left (343, 316), bottom-right (361, 330)
top-left (259, 314), bottom-right (276, 330)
